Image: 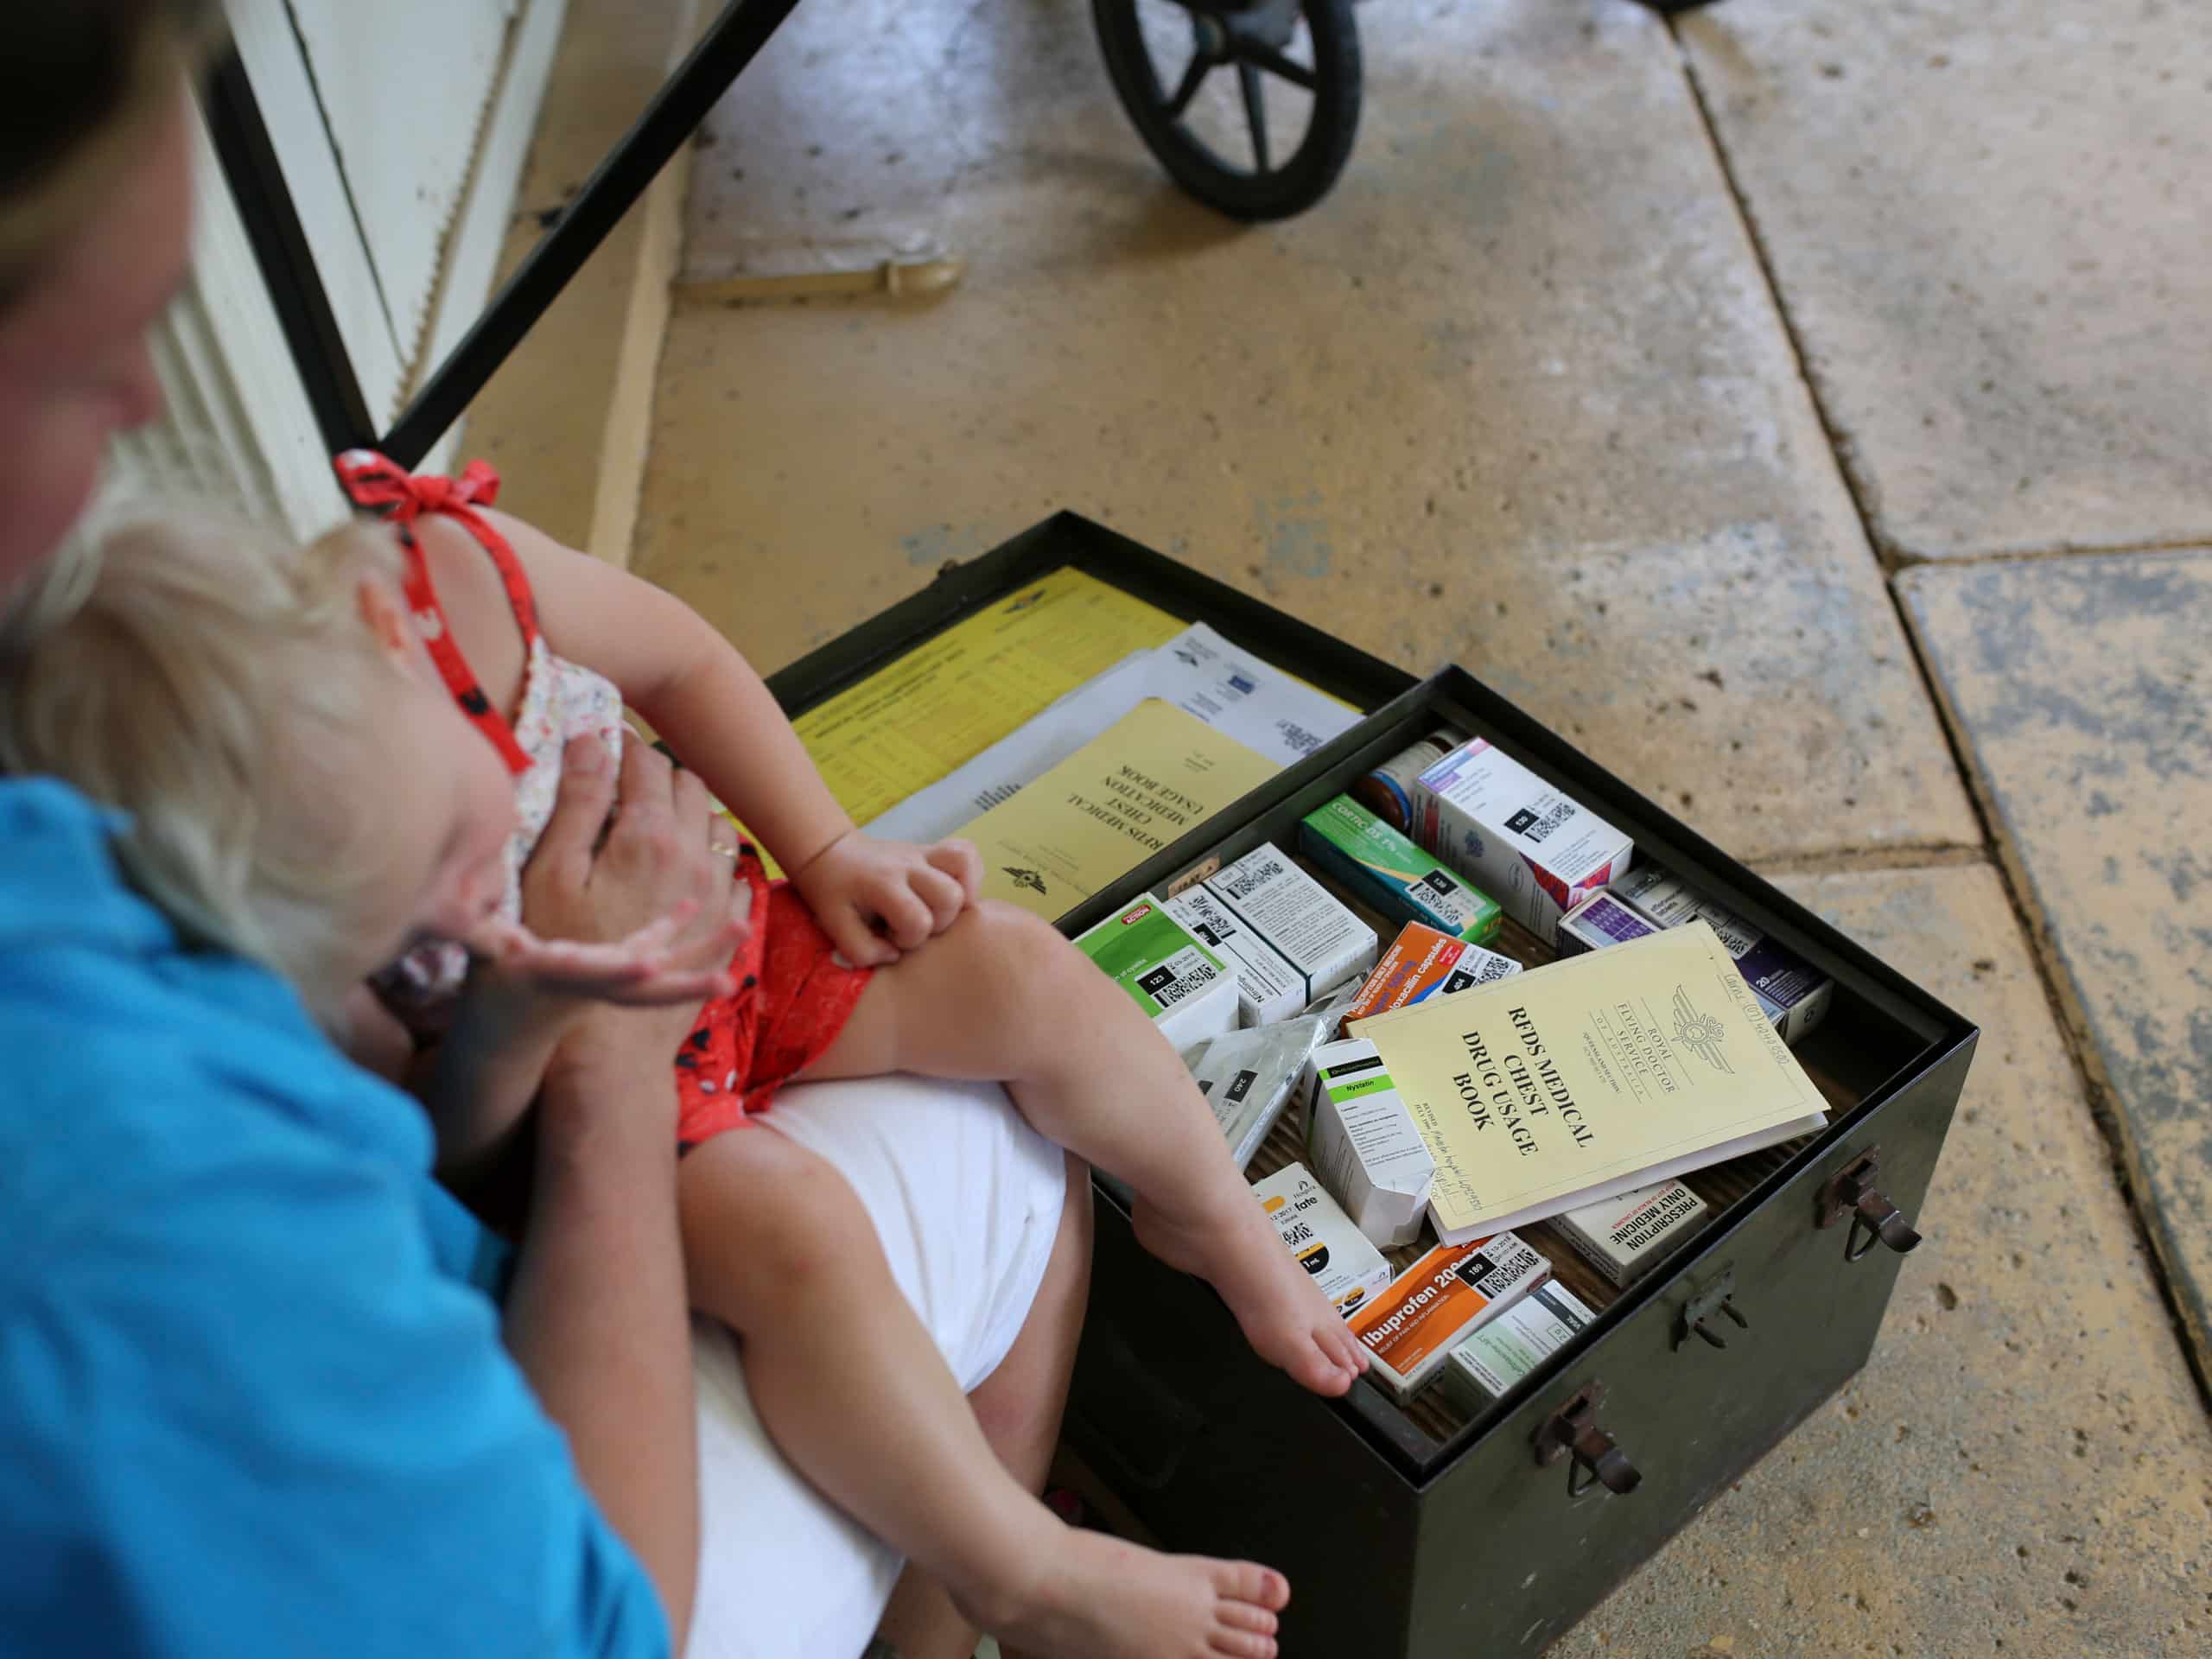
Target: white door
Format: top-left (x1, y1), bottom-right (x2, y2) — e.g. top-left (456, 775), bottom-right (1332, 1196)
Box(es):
top-left (110, 0), bottom-right (569, 533)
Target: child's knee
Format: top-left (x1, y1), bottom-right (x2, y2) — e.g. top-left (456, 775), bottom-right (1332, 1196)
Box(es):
top-left (957, 900), bottom-right (1086, 1001)
top-left (682, 1128), bottom-right (874, 1301)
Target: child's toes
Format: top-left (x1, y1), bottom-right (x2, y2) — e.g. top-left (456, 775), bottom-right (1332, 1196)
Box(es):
top-left (1211, 1562), bottom-right (1290, 1612)
top-left (1210, 1631), bottom-right (1277, 1659)
top-left (1324, 1320), bottom-right (1370, 1374)
top-left (1219, 1602), bottom-right (1279, 1637)
top-left (1289, 1338), bottom-right (1355, 1397)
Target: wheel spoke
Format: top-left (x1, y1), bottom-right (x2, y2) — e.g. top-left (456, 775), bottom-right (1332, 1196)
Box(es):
top-left (1236, 41), bottom-right (1315, 91)
top-left (1237, 60), bottom-right (1270, 173)
top-left (1163, 53), bottom-right (1215, 119)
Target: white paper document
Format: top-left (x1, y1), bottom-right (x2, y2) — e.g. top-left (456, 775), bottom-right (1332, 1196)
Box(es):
top-left (864, 623), bottom-right (1358, 843)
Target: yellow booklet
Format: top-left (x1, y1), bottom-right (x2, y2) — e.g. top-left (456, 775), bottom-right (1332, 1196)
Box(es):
top-left (793, 568), bottom-right (1185, 828)
top-left (1350, 922), bottom-right (1829, 1243)
top-left (961, 698), bottom-right (1280, 918)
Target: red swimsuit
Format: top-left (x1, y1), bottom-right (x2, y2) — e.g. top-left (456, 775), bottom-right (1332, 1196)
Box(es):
top-left (336, 450), bottom-right (873, 1146)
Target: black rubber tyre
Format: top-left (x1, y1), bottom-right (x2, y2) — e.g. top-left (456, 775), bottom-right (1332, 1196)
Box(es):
top-left (1093, 0), bottom-right (1361, 223)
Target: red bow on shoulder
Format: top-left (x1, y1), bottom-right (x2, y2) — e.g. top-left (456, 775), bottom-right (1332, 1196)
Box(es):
top-left (333, 449), bottom-right (501, 523)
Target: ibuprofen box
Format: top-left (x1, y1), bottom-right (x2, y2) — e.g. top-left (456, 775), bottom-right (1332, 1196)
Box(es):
top-left (1072, 895), bottom-right (1238, 1050)
top-left (1204, 844), bottom-right (1378, 1006)
top-left (1252, 1163), bottom-right (1394, 1322)
top-left (1338, 920), bottom-right (1522, 1033)
top-left (1300, 794), bottom-right (1504, 944)
top-left (1305, 1037), bottom-right (1434, 1248)
top-left (1346, 1232), bottom-right (1552, 1403)
top-left (1164, 886), bottom-right (1306, 1026)
top-left (1609, 864), bottom-right (1835, 1046)
top-left (1412, 739), bottom-right (1635, 946)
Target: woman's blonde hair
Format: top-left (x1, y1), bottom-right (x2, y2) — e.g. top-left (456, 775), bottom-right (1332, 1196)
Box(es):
top-left (1, 1), bottom-right (219, 308)
top-left (0, 507), bottom-right (411, 1013)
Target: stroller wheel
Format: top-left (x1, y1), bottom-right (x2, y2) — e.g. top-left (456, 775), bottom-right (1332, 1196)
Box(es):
top-left (1093, 0), bottom-right (1360, 222)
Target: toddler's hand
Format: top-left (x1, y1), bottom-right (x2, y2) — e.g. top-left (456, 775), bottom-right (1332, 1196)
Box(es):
top-left (791, 830), bottom-right (981, 967)
top-left (465, 893), bottom-right (750, 1008)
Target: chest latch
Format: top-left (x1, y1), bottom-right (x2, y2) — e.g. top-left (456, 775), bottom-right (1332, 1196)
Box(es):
top-left (1535, 1382), bottom-right (1643, 1500)
top-left (1817, 1146), bottom-right (1924, 1262)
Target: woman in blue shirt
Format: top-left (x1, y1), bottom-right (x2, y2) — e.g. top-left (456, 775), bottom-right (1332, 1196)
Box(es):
top-left (0, 9), bottom-right (1089, 1657)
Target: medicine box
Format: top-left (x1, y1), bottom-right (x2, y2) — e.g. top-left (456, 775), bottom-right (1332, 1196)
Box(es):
top-left (1251, 1162), bottom-right (1395, 1322)
top-left (1440, 1281), bottom-right (1598, 1412)
top-left (1608, 864), bottom-right (1835, 1046)
top-left (1299, 793), bottom-right (1503, 944)
top-left (1164, 886), bottom-right (1306, 1026)
top-left (1556, 889), bottom-right (1662, 956)
top-left (1072, 894), bottom-right (1238, 1049)
top-left (1553, 1179), bottom-right (1711, 1287)
top-left (1204, 844), bottom-right (1378, 1007)
top-left (1412, 739), bottom-right (1635, 946)
top-left (1304, 1037), bottom-right (1435, 1248)
top-left (1346, 1231), bottom-right (1552, 1403)
top-left (1338, 919), bottom-right (1522, 1032)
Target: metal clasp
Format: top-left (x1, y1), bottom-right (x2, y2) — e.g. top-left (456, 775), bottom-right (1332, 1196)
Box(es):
top-left (1676, 1266), bottom-right (1750, 1351)
top-left (1817, 1147), bottom-right (1924, 1263)
top-left (1534, 1382), bottom-right (1643, 1499)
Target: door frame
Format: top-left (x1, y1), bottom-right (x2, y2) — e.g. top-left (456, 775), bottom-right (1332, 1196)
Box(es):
top-left (209, 0), bottom-right (803, 472)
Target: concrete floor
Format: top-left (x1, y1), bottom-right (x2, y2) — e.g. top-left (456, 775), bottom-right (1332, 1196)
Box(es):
top-left (486, 0), bottom-right (2212, 1650)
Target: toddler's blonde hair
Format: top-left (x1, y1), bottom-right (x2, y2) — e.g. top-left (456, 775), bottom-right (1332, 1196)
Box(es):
top-left (0, 508), bottom-right (410, 1014)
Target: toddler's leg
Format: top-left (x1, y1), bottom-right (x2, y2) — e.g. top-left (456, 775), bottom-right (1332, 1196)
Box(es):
top-left (681, 1125), bottom-right (1287, 1659)
top-left (798, 901), bottom-right (1370, 1399)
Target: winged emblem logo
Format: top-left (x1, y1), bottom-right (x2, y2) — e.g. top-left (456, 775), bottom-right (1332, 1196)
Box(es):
top-left (1671, 984), bottom-right (1733, 1074)
top-left (1002, 867), bottom-right (1048, 896)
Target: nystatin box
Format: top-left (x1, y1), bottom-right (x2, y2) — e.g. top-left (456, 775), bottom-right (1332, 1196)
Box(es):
top-left (1304, 1037), bottom-right (1435, 1249)
top-left (1412, 739), bottom-right (1635, 947)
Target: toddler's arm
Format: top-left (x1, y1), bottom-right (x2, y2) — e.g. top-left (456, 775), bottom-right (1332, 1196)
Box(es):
top-left (477, 510), bottom-right (980, 965)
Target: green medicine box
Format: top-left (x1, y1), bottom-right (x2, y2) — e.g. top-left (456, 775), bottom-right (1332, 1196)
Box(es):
top-left (767, 514), bottom-right (1977, 1656)
top-left (1299, 791), bottom-right (1505, 945)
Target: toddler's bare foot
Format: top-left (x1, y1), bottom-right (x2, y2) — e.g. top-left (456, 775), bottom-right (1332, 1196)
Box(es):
top-left (1134, 1185), bottom-right (1369, 1397)
top-left (961, 1524), bottom-right (1287, 1659)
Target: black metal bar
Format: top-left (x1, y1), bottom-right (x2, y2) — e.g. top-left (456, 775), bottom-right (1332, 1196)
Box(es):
top-left (202, 47), bottom-right (378, 458)
top-left (380, 0), bottom-right (804, 467)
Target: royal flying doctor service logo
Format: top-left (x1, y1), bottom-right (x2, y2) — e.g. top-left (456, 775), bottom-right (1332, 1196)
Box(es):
top-left (1671, 983), bottom-right (1733, 1075)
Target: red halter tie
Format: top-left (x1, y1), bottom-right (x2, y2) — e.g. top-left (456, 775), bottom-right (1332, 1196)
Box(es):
top-left (332, 449), bottom-right (537, 776)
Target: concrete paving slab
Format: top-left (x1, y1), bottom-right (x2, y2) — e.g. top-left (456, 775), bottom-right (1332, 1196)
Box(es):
top-left (635, 0), bottom-right (1978, 864)
top-left (1679, 1), bottom-right (2212, 563)
top-left (1592, 862), bottom-right (2212, 1659)
top-left (1900, 550), bottom-right (2212, 1382)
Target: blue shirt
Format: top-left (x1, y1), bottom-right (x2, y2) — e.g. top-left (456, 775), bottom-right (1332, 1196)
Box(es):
top-left (0, 780), bottom-right (670, 1657)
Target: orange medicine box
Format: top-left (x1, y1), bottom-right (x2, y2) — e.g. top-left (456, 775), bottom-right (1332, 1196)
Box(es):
top-left (1346, 1231), bottom-right (1550, 1402)
top-left (1337, 920), bottom-right (1522, 1033)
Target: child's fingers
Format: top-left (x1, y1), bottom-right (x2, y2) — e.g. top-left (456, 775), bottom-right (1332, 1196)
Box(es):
top-left (910, 864), bottom-right (966, 932)
top-left (825, 908), bottom-right (899, 969)
top-left (874, 880), bottom-right (936, 950)
top-left (925, 838), bottom-right (982, 906)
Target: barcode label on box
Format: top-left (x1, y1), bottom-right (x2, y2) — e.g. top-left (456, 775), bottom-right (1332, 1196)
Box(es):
top-left (1137, 949), bottom-right (1220, 1011)
top-left (1216, 856), bottom-right (1288, 902)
